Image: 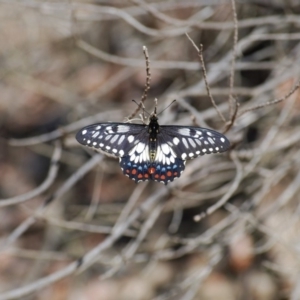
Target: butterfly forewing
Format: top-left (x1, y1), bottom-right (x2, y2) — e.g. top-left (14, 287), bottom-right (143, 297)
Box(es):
top-left (76, 123), bottom-right (147, 157)
top-left (159, 126), bottom-right (230, 160)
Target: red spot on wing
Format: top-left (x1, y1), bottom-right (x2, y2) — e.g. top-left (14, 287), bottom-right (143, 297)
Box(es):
top-left (174, 172), bottom-right (178, 176)
top-left (131, 169), bottom-right (137, 175)
top-left (144, 174), bottom-right (149, 179)
top-left (160, 175), bottom-right (166, 180)
top-left (138, 174), bottom-right (143, 179)
top-left (154, 174), bottom-right (159, 179)
top-left (167, 171), bottom-right (172, 177)
top-left (148, 167), bottom-right (156, 174)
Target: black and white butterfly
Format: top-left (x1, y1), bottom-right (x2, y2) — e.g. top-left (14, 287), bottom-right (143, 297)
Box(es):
top-left (76, 113), bottom-right (230, 184)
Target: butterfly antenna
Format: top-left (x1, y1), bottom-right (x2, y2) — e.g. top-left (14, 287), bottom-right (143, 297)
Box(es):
top-left (157, 99), bottom-right (176, 116)
top-left (154, 98), bottom-right (158, 116)
top-left (132, 99), bottom-right (150, 117)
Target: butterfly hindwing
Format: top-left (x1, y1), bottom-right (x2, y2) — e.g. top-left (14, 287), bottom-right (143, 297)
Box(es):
top-left (119, 156), bottom-right (185, 184)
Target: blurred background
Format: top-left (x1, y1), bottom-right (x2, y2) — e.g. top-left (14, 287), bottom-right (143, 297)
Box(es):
top-left (0, 0), bottom-right (300, 299)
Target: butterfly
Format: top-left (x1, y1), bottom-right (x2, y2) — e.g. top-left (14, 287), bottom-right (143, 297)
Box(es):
top-left (76, 113), bottom-right (230, 184)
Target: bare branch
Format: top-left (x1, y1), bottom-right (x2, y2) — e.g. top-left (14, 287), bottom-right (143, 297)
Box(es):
top-left (228, 0), bottom-right (239, 119)
top-left (239, 78), bottom-right (300, 117)
top-left (127, 45), bottom-right (151, 121)
top-left (186, 33), bottom-right (227, 124)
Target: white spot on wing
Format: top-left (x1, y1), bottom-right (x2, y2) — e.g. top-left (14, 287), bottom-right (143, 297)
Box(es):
top-left (118, 135), bottom-right (125, 145)
top-left (182, 138), bottom-right (189, 149)
top-left (110, 135), bottom-right (119, 144)
top-left (92, 131), bottom-right (99, 138)
top-left (208, 137), bottom-right (215, 144)
top-left (166, 157), bottom-right (170, 165)
top-left (156, 147), bottom-right (162, 162)
top-left (119, 150), bottom-right (124, 156)
top-left (161, 144), bottom-right (170, 154)
top-left (188, 138), bottom-right (196, 148)
top-left (117, 125), bottom-right (130, 133)
top-left (129, 145), bottom-right (137, 155)
top-left (220, 137), bottom-right (226, 143)
top-left (162, 153), bottom-right (166, 164)
top-left (189, 153), bottom-right (194, 157)
top-left (181, 153), bottom-right (187, 160)
top-left (142, 149), bottom-right (147, 162)
top-left (178, 128), bottom-right (190, 136)
top-left (136, 142), bottom-right (145, 153)
top-left (128, 135), bottom-right (134, 143)
top-left (82, 130), bottom-right (87, 135)
top-left (96, 126), bottom-right (101, 130)
top-left (145, 146), bottom-right (149, 160)
top-left (173, 137), bottom-right (180, 145)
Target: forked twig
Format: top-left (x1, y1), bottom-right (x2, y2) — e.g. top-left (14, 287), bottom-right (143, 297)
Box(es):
top-left (238, 78), bottom-right (300, 117)
top-left (127, 46), bottom-right (151, 121)
top-left (186, 33), bottom-right (227, 124)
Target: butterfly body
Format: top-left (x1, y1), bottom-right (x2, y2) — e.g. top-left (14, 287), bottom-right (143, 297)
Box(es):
top-left (76, 114), bottom-right (230, 184)
top-left (148, 115), bottom-right (159, 162)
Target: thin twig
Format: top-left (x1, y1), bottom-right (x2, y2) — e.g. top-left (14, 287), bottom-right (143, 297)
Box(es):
top-left (238, 78), bottom-right (300, 117)
top-left (127, 46), bottom-right (151, 121)
top-left (193, 151), bottom-right (243, 222)
top-left (0, 142), bottom-right (62, 207)
top-left (185, 33), bottom-right (227, 124)
top-left (228, 0), bottom-right (239, 119)
top-left (0, 155), bottom-right (103, 251)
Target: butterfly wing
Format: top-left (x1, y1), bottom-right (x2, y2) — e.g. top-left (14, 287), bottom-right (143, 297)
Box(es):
top-left (76, 123), bottom-right (230, 185)
top-left (76, 123), bottom-right (147, 157)
top-left (159, 125), bottom-right (230, 160)
top-left (138, 125), bottom-right (230, 184)
top-left (76, 123), bottom-right (152, 182)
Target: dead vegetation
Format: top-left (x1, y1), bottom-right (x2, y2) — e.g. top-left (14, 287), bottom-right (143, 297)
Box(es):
top-left (0, 1), bottom-right (300, 299)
